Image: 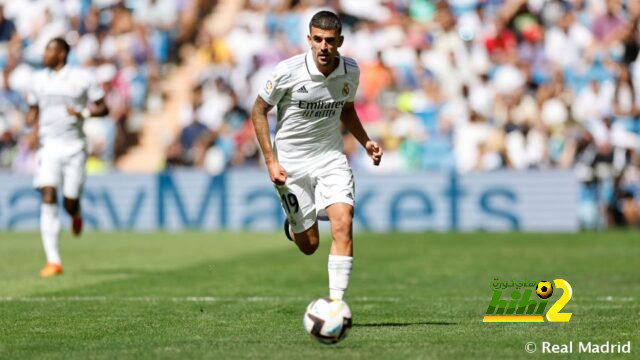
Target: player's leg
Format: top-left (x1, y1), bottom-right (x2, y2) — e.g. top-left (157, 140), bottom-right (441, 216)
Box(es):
top-left (325, 203), bottom-right (354, 300)
top-left (62, 150), bottom-right (87, 236)
top-left (315, 156), bottom-right (355, 300)
top-left (34, 149), bottom-right (63, 277)
top-left (275, 174), bottom-right (319, 255)
top-left (325, 203), bottom-right (353, 256)
top-left (40, 186), bottom-right (62, 267)
top-left (290, 221), bottom-right (320, 255)
top-left (63, 197), bottom-right (82, 236)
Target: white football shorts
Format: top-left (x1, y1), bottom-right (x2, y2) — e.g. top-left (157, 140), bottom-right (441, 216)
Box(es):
top-left (33, 144), bottom-right (87, 199)
top-left (274, 155), bottom-right (355, 233)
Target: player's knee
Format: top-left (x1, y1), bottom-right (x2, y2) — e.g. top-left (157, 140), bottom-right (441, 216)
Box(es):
top-left (41, 187), bottom-right (57, 204)
top-left (331, 213), bottom-right (353, 238)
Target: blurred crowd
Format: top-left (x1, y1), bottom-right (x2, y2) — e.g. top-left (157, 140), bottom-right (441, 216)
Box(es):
top-left (0, 0), bottom-right (213, 172)
top-left (1, 0), bottom-right (640, 228)
top-left (166, 0), bottom-right (640, 228)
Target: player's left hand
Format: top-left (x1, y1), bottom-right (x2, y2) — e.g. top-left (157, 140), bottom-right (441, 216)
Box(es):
top-left (365, 140), bottom-right (382, 166)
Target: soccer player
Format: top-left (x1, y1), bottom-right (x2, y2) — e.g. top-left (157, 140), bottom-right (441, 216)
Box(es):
top-left (251, 11), bottom-right (382, 300)
top-left (26, 38), bottom-right (108, 278)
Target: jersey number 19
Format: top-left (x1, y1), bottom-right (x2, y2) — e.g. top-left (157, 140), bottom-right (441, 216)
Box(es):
top-left (281, 194), bottom-right (299, 214)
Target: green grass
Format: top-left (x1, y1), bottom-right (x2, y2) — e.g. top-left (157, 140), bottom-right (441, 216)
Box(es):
top-left (0, 231), bottom-right (638, 359)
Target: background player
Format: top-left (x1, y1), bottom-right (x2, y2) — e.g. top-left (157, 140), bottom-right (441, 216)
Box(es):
top-left (26, 38), bottom-right (108, 278)
top-left (251, 11), bottom-right (382, 300)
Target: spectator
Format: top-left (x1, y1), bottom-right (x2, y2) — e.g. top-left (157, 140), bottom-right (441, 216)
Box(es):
top-left (166, 84), bottom-right (209, 167)
top-left (0, 5), bottom-right (17, 42)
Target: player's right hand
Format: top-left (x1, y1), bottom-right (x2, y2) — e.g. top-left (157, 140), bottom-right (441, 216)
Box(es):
top-left (267, 160), bottom-right (288, 185)
top-left (366, 140), bottom-right (383, 166)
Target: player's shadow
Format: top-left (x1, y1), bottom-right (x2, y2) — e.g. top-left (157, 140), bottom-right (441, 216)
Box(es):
top-left (355, 321), bottom-right (456, 327)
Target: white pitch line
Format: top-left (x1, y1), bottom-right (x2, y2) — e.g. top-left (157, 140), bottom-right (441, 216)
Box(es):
top-left (595, 296), bottom-right (635, 302)
top-left (0, 296), bottom-right (634, 303)
top-left (453, 296), bottom-right (637, 303)
top-left (0, 296), bottom-right (401, 303)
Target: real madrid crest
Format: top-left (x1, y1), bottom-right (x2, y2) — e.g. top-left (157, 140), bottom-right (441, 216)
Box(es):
top-left (265, 80), bottom-right (274, 94)
top-left (342, 82), bottom-right (350, 97)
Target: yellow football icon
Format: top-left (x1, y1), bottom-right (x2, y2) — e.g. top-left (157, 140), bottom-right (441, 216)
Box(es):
top-left (536, 281), bottom-right (553, 299)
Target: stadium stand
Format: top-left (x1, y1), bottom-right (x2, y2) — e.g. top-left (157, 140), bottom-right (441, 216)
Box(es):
top-left (0, 0), bottom-right (639, 227)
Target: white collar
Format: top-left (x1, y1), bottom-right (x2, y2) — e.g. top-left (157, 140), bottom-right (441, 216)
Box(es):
top-left (305, 50), bottom-right (345, 80)
top-left (48, 64), bottom-right (70, 76)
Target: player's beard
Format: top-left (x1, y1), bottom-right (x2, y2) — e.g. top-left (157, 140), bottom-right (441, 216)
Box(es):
top-left (316, 52), bottom-right (336, 67)
top-left (317, 50), bottom-right (331, 64)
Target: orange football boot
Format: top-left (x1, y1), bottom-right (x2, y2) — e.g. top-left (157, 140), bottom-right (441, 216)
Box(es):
top-left (40, 263), bottom-right (63, 278)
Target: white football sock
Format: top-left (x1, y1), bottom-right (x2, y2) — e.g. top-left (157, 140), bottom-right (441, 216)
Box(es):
top-left (328, 255), bottom-right (353, 300)
top-left (40, 203), bottom-right (61, 264)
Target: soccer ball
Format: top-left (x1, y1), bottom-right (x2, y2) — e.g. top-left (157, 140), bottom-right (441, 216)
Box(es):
top-left (536, 281), bottom-right (553, 299)
top-left (303, 297), bottom-right (352, 344)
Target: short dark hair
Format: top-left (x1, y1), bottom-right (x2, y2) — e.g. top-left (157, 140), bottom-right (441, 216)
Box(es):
top-left (49, 37), bottom-right (70, 57)
top-left (309, 11), bottom-right (342, 34)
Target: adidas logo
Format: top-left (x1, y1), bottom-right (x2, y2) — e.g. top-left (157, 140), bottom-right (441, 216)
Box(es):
top-left (295, 86), bottom-right (308, 93)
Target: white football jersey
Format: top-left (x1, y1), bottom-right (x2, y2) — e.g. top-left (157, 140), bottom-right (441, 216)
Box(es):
top-left (28, 65), bottom-right (105, 150)
top-left (258, 51), bottom-right (359, 167)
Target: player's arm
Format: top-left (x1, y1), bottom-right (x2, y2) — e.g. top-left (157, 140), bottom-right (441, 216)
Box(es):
top-left (66, 98), bottom-right (108, 119)
top-left (26, 86), bottom-right (39, 126)
top-left (26, 105), bottom-right (39, 127)
top-left (67, 72), bottom-right (109, 119)
top-left (251, 96), bottom-right (287, 185)
top-left (340, 102), bottom-right (382, 166)
top-left (25, 105), bottom-right (40, 146)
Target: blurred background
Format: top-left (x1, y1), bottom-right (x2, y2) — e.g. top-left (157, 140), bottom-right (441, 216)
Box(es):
top-left (0, 0), bottom-right (639, 231)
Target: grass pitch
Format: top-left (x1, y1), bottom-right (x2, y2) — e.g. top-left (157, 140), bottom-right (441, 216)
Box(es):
top-left (0, 231), bottom-right (638, 359)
